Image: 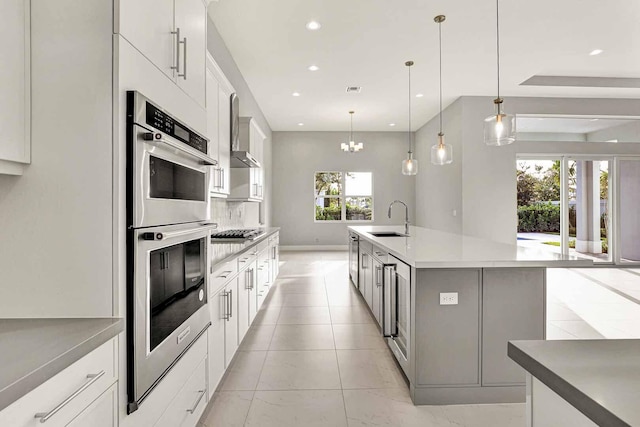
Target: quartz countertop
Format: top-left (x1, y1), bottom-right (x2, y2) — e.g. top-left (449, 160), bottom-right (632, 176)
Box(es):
top-left (210, 227), bottom-right (280, 268)
top-left (349, 225), bottom-right (592, 268)
top-left (508, 339), bottom-right (640, 427)
top-left (0, 317), bottom-right (123, 411)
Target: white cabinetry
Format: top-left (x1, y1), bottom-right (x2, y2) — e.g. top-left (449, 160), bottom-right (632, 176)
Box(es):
top-left (0, 338), bottom-right (117, 427)
top-left (208, 285), bottom-right (226, 399)
top-left (0, 0), bottom-right (30, 175)
top-left (223, 279), bottom-right (239, 365)
top-left (117, 0), bottom-right (206, 107)
top-left (206, 54), bottom-right (233, 197)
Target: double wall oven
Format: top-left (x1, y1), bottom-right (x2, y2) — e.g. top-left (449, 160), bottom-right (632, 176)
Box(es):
top-left (126, 91), bottom-right (217, 413)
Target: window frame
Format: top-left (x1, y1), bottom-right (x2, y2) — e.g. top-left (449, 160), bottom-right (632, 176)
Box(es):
top-left (314, 171), bottom-right (374, 223)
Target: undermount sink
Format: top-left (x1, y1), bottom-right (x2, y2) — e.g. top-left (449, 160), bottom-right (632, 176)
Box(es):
top-left (369, 231), bottom-right (408, 237)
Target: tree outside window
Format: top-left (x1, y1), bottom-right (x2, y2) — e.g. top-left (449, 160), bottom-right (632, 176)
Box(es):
top-left (315, 172), bottom-right (373, 221)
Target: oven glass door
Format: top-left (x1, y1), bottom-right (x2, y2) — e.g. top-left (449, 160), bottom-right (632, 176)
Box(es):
top-left (149, 237), bottom-right (206, 352)
top-left (131, 124), bottom-right (211, 228)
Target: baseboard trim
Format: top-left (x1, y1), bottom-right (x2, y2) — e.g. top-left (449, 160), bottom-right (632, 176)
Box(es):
top-left (280, 245), bottom-right (348, 251)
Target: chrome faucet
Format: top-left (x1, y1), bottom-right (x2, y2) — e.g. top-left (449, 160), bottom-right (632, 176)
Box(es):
top-left (388, 200), bottom-right (410, 235)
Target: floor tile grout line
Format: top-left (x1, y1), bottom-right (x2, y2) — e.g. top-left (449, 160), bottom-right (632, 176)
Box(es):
top-left (569, 268), bottom-right (640, 305)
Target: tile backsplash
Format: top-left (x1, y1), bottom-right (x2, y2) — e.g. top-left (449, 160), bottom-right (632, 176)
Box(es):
top-left (211, 198), bottom-right (260, 230)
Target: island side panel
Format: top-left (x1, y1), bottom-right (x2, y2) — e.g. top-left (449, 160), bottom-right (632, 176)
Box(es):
top-left (415, 268), bottom-right (481, 387)
top-left (482, 268), bottom-right (546, 386)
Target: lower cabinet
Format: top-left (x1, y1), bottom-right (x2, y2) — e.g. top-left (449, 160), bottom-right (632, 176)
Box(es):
top-left (67, 383), bottom-right (117, 427)
top-left (371, 258), bottom-right (383, 327)
top-left (154, 358), bottom-right (208, 427)
top-left (224, 279), bottom-right (239, 365)
top-left (0, 338), bottom-right (117, 427)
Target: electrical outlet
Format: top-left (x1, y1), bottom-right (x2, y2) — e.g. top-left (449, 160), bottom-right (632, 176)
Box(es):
top-left (439, 292), bottom-right (458, 305)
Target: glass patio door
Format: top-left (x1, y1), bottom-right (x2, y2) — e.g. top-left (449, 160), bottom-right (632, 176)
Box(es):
top-left (562, 156), bottom-right (613, 263)
top-left (616, 157), bottom-right (640, 264)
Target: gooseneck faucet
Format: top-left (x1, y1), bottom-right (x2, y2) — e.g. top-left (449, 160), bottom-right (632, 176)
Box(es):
top-left (388, 200), bottom-right (410, 236)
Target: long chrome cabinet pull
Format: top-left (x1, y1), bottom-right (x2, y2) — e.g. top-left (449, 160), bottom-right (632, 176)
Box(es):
top-left (34, 371), bottom-right (106, 423)
top-left (178, 37), bottom-right (187, 79)
top-left (171, 27), bottom-right (181, 74)
top-left (187, 390), bottom-right (206, 414)
top-left (229, 289), bottom-right (233, 318)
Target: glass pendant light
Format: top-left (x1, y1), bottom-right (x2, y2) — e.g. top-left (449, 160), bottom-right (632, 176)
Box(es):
top-left (431, 15), bottom-right (453, 165)
top-left (402, 61), bottom-right (418, 175)
top-left (341, 111), bottom-right (363, 153)
top-left (484, 0), bottom-right (516, 146)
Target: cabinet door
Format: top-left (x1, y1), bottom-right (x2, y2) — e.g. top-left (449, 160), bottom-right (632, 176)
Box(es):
top-left (237, 268), bottom-right (250, 342)
top-left (372, 260), bottom-right (383, 327)
top-left (208, 287), bottom-right (226, 396)
top-left (218, 85), bottom-right (232, 195)
top-left (67, 383), bottom-right (117, 427)
top-left (175, 0), bottom-right (206, 107)
top-left (0, 0), bottom-right (30, 172)
top-left (482, 268), bottom-right (545, 386)
top-left (206, 69), bottom-right (221, 195)
top-left (224, 279), bottom-right (239, 366)
top-left (358, 251), bottom-right (366, 296)
top-left (363, 253), bottom-right (373, 309)
top-left (117, 0), bottom-right (175, 81)
top-left (248, 263), bottom-right (258, 323)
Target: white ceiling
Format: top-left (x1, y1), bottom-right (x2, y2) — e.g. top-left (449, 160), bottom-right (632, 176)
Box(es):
top-left (208, 0), bottom-right (640, 132)
top-left (516, 117), bottom-right (636, 134)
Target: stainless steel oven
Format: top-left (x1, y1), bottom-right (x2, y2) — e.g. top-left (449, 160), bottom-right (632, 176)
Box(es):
top-left (126, 91), bottom-right (217, 229)
top-left (128, 223), bottom-right (212, 412)
top-left (383, 256), bottom-right (411, 375)
top-left (126, 91), bottom-right (216, 413)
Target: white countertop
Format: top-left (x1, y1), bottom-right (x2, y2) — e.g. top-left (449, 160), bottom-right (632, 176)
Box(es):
top-left (349, 225), bottom-right (593, 268)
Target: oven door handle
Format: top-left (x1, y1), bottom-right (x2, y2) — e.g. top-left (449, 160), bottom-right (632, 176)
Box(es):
top-left (139, 131), bottom-right (217, 166)
top-left (141, 226), bottom-right (210, 242)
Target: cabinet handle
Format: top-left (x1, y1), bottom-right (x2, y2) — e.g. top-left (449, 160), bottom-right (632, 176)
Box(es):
top-left (179, 36), bottom-right (188, 79)
top-left (218, 270), bottom-right (233, 279)
top-left (187, 390), bottom-right (206, 414)
top-left (375, 251), bottom-right (386, 257)
top-left (34, 371), bottom-right (106, 423)
top-left (362, 253), bottom-right (367, 268)
top-left (376, 265), bottom-right (382, 287)
top-left (171, 27), bottom-right (181, 74)
top-left (228, 289), bottom-right (233, 320)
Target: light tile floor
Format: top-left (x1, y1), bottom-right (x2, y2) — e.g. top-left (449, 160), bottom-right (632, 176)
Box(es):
top-left (200, 251), bottom-right (526, 427)
top-left (199, 251), bottom-right (640, 426)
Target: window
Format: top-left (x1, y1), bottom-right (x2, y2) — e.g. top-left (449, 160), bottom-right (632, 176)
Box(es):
top-left (315, 172), bottom-right (373, 221)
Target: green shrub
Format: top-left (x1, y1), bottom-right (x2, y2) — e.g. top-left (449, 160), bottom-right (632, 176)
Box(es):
top-left (518, 203), bottom-right (561, 232)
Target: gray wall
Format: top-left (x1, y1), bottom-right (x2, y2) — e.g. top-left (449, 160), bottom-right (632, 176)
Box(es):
top-left (272, 131), bottom-right (415, 246)
top-left (207, 16), bottom-right (272, 227)
top-left (415, 96), bottom-right (640, 244)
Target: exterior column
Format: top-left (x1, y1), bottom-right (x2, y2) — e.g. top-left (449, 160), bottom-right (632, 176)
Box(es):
top-left (575, 161), bottom-right (602, 254)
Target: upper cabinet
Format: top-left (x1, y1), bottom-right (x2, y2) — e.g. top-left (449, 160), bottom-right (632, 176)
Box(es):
top-left (117, 0), bottom-right (206, 107)
top-left (229, 118), bottom-right (265, 202)
top-left (0, 0), bottom-right (30, 175)
top-left (206, 53), bottom-right (233, 197)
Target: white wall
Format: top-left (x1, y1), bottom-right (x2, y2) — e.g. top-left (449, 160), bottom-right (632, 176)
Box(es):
top-left (414, 100), bottom-right (463, 234)
top-left (207, 17), bottom-right (272, 227)
top-left (415, 96), bottom-right (640, 245)
top-left (272, 131), bottom-right (416, 246)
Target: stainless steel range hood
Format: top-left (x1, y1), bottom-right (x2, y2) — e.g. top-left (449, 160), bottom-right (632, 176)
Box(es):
top-left (230, 94), bottom-right (261, 168)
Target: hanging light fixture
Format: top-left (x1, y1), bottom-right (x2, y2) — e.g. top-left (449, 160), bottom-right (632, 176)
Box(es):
top-left (402, 61), bottom-right (418, 175)
top-left (340, 111), bottom-right (364, 153)
top-left (484, 0), bottom-right (516, 146)
top-left (431, 15), bottom-right (453, 165)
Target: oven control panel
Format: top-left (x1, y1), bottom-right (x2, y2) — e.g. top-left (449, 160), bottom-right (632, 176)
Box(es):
top-left (145, 102), bottom-right (208, 154)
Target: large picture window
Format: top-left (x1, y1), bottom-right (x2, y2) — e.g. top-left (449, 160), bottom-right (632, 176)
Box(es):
top-left (315, 172), bottom-right (373, 222)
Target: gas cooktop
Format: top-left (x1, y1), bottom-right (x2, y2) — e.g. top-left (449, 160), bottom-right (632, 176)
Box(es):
top-left (210, 228), bottom-right (264, 242)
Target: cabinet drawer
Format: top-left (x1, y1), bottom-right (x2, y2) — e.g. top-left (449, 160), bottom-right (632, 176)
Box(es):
top-left (359, 240), bottom-right (373, 255)
top-left (256, 239), bottom-right (269, 254)
top-left (237, 252), bottom-right (256, 271)
top-left (211, 258), bottom-right (238, 294)
top-left (0, 338), bottom-right (116, 427)
top-left (155, 358), bottom-right (207, 427)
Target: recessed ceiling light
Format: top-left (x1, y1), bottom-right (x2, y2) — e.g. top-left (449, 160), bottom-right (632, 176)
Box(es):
top-left (389, 123), bottom-right (396, 127)
top-left (590, 118), bottom-right (599, 121)
top-left (306, 21), bottom-right (321, 31)
top-left (589, 49), bottom-right (603, 56)
top-left (292, 92), bottom-right (301, 97)
top-left (298, 122), bottom-right (304, 126)
top-left (415, 93), bottom-right (424, 98)
top-left (308, 65), bottom-right (319, 71)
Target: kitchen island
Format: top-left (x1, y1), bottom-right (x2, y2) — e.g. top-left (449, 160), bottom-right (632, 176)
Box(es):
top-left (348, 225), bottom-right (591, 405)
